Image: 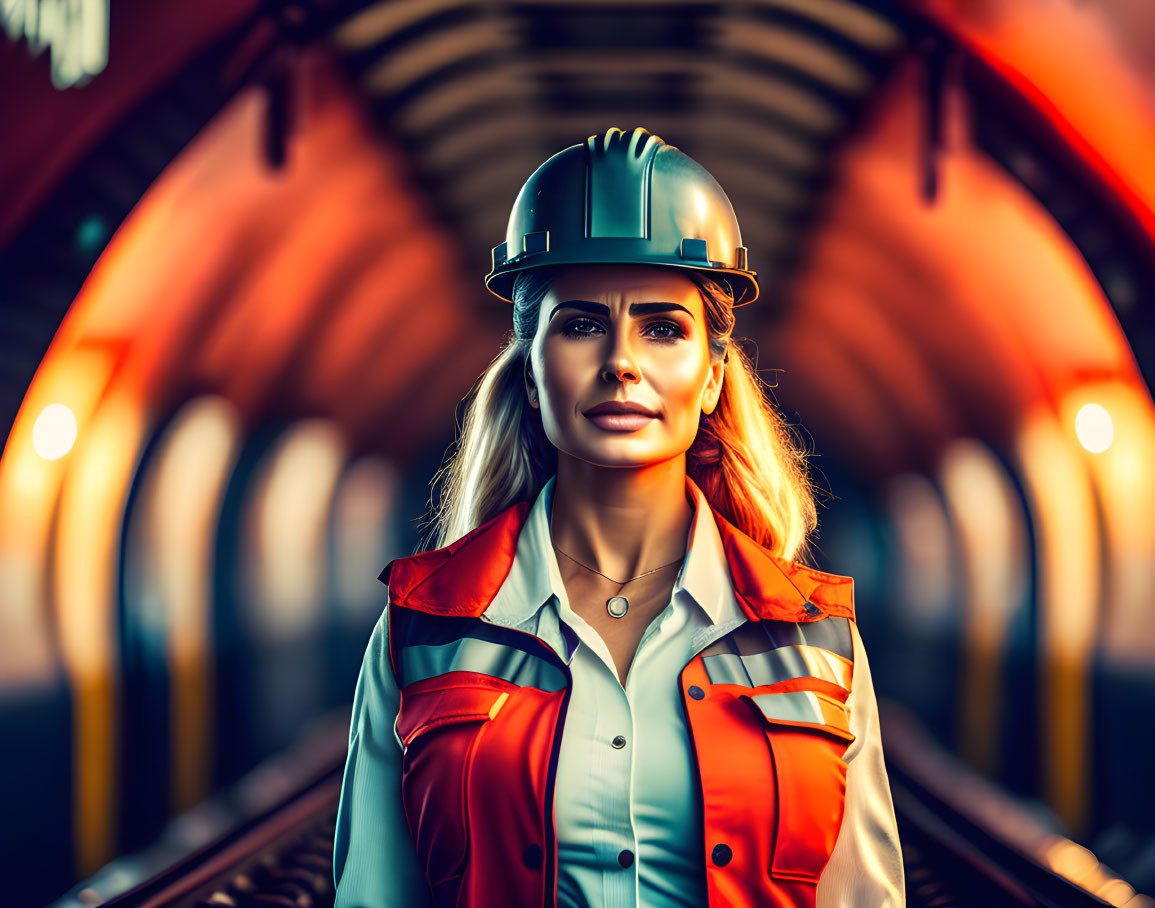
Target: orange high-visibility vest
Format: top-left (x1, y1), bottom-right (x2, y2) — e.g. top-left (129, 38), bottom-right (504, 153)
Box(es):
top-left (380, 498), bottom-right (857, 908)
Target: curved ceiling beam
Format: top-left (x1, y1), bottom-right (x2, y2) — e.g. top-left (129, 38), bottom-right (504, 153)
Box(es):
top-left (432, 135), bottom-right (814, 225)
top-left (712, 17), bottom-right (877, 94)
top-left (408, 103), bottom-right (837, 195)
top-left (746, 0), bottom-right (904, 50)
top-left (367, 53), bottom-right (853, 138)
top-left (332, 0), bottom-right (902, 62)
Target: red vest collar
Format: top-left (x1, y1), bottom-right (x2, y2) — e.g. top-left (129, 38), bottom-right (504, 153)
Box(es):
top-left (379, 499), bottom-right (854, 624)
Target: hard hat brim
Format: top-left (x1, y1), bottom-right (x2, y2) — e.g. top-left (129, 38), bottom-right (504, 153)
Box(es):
top-left (485, 259), bottom-right (759, 307)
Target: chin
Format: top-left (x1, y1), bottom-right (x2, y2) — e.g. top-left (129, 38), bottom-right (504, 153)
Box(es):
top-left (563, 438), bottom-right (687, 470)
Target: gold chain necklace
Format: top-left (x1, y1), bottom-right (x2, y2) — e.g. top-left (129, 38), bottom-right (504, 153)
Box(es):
top-left (551, 542), bottom-right (684, 619)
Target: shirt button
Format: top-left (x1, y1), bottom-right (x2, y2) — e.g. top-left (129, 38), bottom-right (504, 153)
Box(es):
top-left (688, 685), bottom-right (705, 700)
top-left (711, 843), bottom-right (732, 866)
top-left (618, 849), bottom-right (635, 868)
top-left (611, 735), bottom-right (627, 749)
top-left (522, 843), bottom-right (543, 870)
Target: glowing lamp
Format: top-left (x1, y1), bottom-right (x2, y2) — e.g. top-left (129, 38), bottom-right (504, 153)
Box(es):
top-left (1075, 403), bottom-right (1113, 453)
top-left (32, 403), bottom-right (78, 460)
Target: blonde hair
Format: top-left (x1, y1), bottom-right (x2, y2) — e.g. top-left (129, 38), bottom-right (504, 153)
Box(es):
top-left (419, 265), bottom-right (820, 564)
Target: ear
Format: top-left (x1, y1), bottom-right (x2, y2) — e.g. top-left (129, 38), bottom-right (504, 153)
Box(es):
top-left (701, 354), bottom-right (725, 416)
top-left (524, 357), bottom-right (539, 409)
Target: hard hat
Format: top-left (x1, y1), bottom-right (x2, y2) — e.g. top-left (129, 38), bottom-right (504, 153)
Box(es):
top-left (485, 126), bottom-right (759, 306)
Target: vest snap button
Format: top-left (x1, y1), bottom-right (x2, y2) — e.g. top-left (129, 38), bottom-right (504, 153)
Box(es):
top-left (618, 849), bottom-right (634, 868)
top-left (522, 843), bottom-right (543, 870)
top-left (803, 600), bottom-right (822, 617)
top-left (711, 843), bottom-right (732, 867)
top-left (611, 735), bottom-right (627, 749)
top-left (688, 685), bottom-right (705, 700)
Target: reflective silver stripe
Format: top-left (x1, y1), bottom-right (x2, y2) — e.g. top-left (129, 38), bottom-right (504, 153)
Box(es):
top-left (745, 690), bottom-right (854, 740)
top-left (748, 690), bottom-right (826, 725)
top-left (702, 645), bottom-right (852, 691)
top-left (777, 615), bottom-right (853, 661)
top-left (401, 638), bottom-right (567, 691)
top-left (701, 652), bottom-right (753, 687)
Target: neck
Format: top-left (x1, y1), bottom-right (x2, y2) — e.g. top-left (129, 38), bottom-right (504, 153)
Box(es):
top-left (549, 454), bottom-right (695, 580)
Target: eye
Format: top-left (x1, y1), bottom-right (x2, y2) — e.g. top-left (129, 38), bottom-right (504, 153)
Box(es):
top-left (561, 317), bottom-right (603, 339)
top-left (646, 320), bottom-right (685, 341)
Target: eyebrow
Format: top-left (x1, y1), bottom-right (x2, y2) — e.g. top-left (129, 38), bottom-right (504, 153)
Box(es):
top-left (548, 300), bottom-right (695, 321)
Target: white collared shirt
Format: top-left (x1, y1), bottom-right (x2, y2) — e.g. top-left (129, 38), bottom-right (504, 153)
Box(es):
top-left (333, 475), bottom-right (905, 907)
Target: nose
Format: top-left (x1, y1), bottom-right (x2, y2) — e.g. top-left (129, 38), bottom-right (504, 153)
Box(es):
top-left (602, 353), bottom-right (639, 385)
top-left (601, 318), bottom-right (640, 384)
top-left (593, 307), bottom-right (643, 390)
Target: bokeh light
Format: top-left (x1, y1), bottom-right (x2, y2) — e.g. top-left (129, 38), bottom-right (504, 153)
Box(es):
top-left (1075, 402), bottom-right (1114, 453)
top-left (31, 403), bottom-right (78, 460)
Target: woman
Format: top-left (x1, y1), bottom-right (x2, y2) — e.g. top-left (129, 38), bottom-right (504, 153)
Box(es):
top-left (333, 127), bottom-right (904, 907)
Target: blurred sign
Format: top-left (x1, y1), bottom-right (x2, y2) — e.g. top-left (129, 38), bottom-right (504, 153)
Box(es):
top-left (2, 0), bottom-right (109, 88)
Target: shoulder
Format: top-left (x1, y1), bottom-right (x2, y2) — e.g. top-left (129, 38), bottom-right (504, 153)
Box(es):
top-left (706, 503), bottom-right (855, 623)
top-left (770, 554), bottom-right (857, 621)
top-left (376, 500), bottom-right (533, 616)
top-left (697, 499), bottom-right (854, 619)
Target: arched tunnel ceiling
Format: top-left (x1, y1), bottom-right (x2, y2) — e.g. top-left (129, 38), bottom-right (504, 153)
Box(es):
top-left (2, 0), bottom-right (1152, 485)
top-left (326, 0), bottom-right (910, 310)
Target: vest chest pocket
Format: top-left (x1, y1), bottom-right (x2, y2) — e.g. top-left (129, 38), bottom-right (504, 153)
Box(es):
top-left (741, 690), bottom-right (855, 883)
top-left (396, 677), bottom-right (513, 889)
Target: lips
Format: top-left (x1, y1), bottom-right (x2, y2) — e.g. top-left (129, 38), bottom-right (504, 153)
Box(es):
top-left (583, 400), bottom-right (659, 432)
top-left (583, 401), bottom-right (658, 417)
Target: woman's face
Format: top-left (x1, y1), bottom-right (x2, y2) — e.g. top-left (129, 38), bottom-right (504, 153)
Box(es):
top-left (526, 264), bottom-right (724, 469)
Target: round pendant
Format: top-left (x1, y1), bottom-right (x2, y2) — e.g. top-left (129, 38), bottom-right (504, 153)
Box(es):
top-left (606, 596), bottom-right (630, 618)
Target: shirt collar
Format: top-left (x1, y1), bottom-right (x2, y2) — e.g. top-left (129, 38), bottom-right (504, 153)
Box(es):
top-left (484, 473), bottom-right (740, 630)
